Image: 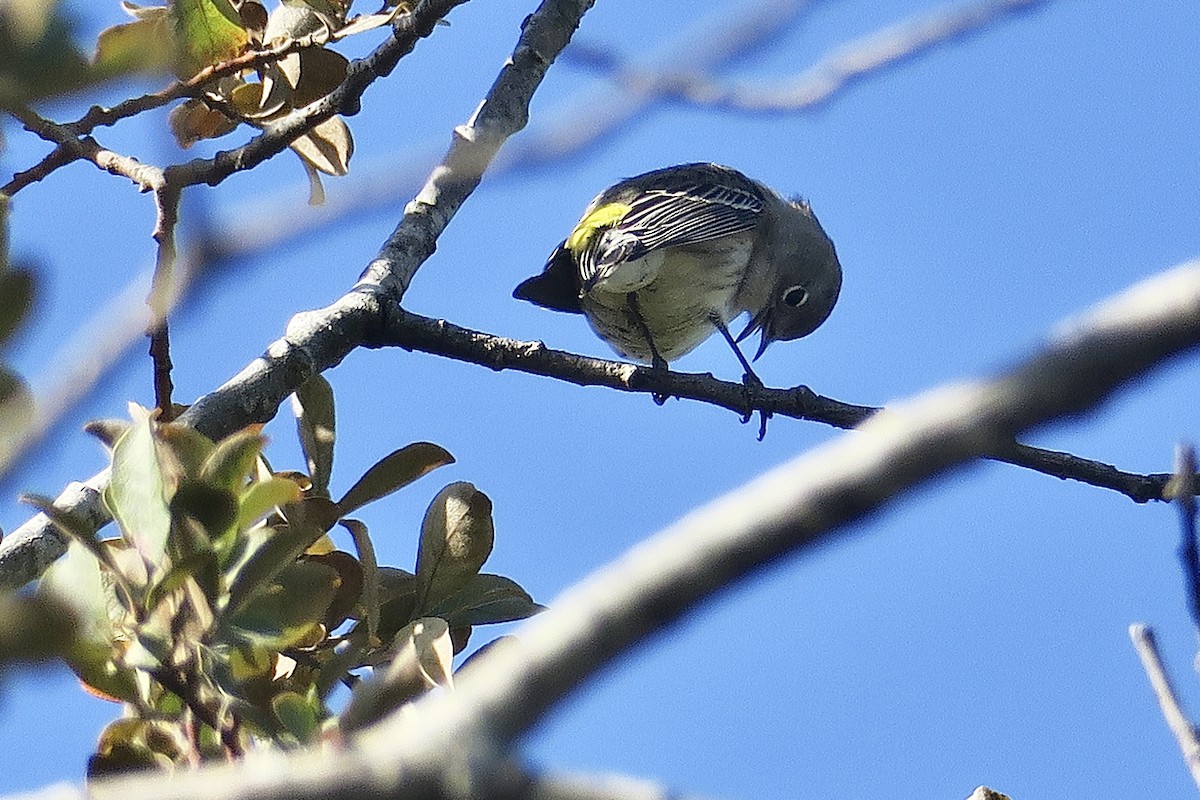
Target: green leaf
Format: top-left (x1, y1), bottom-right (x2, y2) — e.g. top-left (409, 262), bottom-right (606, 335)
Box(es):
top-left (304, 550), bottom-right (361, 628)
top-left (38, 541), bottom-right (140, 703)
top-left (337, 442), bottom-right (454, 516)
top-left (224, 499), bottom-right (334, 618)
top-left (21, 493), bottom-right (136, 601)
top-left (200, 428), bottom-right (264, 490)
top-left (235, 475), bottom-right (303, 533)
top-left (93, 9), bottom-right (173, 78)
top-left (170, 479), bottom-right (238, 539)
top-left (156, 422), bottom-right (215, 478)
top-left (292, 374), bottom-right (335, 496)
top-left (272, 689), bottom-right (322, 744)
top-left (0, 594), bottom-right (75, 665)
top-left (170, 0), bottom-right (248, 79)
top-left (226, 559), bottom-right (340, 650)
top-left (414, 482), bottom-right (494, 613)
top-left (0, 366), bottom-right (34, 447)
top-left (426, 573), bottom-right (543, 628)
top-left (105, 404), bottom-right (171, 565)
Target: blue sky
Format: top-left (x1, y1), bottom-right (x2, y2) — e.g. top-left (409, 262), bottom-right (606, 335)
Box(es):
top-left (3, 0), bottom-right (1200, 796)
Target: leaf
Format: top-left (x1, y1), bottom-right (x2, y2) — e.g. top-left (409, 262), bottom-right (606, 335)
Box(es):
top-left (332, 4), bottom-right (406, 39)
top-left (0, 367), bottom-right (34, 450)
top-left (226, 559), bottom-right (340, 650)
top-left (338, 617), bottom-right (450, 732)
top-left (155, 422), bottom-right (215, 478)
top-left (272, 689), bottom-right (322, 743)
top-left (21, 493), bottom-right (132, 598)
top-left (224, 498), bottom-right (335, 617)
top-left (414, 482), bottom-right (494, 613)
top-left (200, 428), bottom-right (264, 490)
top-left (169, 97), bottom-right (240, 148)
top-left (304, 551), bottom-right (362, 628)
top-left (0, 267), bottom-right (34, 347)
top-left (84, 419), bottom-right (131, 450)
top-left (236, 475), bottom-right (304, 533)
top-left (290, 115), bottom-right (353, 177)
top-left (0, 594), bottom-right (75, 665)
top-left (292, 374), bottom-right (335, 495)
top-left (170, 479), bottom-right (239, 539)
top-left (93, 11), bottom-right (173, 78)
top-left (289, 46), bottom-right (348, 106)
top-left (337, 442), bottom-right (454, 516)
top-left (38, 541), bottom-right (141, 704)
top-left (105, 404), bottom-right (171, 565)
top-left (426, 573), bottom-right (543, 628)
top-left (170, 0), bottom-right (249, 79)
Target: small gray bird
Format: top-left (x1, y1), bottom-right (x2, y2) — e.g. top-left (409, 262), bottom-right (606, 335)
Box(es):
top-left (513, 163), bottom-right (842, 382)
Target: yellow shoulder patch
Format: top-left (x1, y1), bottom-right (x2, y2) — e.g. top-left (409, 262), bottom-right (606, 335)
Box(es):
top-left (566, 202), bottom-right (632, 255)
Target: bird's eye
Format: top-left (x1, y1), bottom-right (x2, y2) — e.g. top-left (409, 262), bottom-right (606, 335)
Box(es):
top-left (782, 285), bottom-right (810, 307)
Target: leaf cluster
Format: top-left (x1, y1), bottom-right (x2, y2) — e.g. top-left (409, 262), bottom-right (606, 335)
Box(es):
top-left (33, 375), bottom-right (541, 776)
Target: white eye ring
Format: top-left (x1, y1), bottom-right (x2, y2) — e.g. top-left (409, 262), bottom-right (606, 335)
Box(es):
top-left (782, 285), bottom-right (810, 307)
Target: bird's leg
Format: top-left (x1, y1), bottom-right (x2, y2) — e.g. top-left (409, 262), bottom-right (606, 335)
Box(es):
top-left (626, 293), bottom-right (669, 405)
top-left (710, 313), bottom-right (771, 438)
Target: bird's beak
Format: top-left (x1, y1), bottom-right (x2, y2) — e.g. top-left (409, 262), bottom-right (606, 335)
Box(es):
top-left (752, 329), bottom-right (773, 362)
top-left (737, 308), bottom-right (773, 361)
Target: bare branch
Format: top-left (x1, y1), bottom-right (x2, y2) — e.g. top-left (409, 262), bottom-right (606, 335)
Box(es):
top-left (376, 308), bottom-right (1176, 503)
top-left (36, 259), bottom-right (1200, 800)
top-left (568, 0), bottom-right (1054, 113)
top-left (1129, 624), bottom-right (1200, 791)
top-left (5, 106), bottom-right (166, 193)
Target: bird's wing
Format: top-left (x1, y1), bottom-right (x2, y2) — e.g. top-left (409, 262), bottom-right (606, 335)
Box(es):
top-left (575, 175), bottom-right (765, 285)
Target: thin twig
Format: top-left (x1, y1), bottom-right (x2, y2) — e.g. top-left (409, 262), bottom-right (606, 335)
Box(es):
top-left (149, 186), bottom-right (183, 420)
top-left (1129, 624), bottom-right (1200, 791)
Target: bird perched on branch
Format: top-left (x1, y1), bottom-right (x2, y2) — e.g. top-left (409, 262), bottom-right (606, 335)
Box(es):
top-left (513, 163), bottom-right (842, 396)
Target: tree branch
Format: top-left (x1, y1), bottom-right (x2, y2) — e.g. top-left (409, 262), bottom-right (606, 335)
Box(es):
top-left (565, 0), bottom-right (1053, 114)
top-left (0, 0), bottom-right (595, 590)
top-left (1129, 623), bottom-right (1200, 791)
top-left (375, 307), bottom-right (1176, 503)
top-left (36, 259), bottom-right (1200, 800)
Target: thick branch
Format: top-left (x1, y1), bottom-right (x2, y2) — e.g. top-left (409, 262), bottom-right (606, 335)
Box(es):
top-left (49, 261), bottom-right (1200, 800)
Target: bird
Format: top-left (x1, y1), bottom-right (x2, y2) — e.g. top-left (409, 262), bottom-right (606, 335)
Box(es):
top-left (513, 163), bottom-right (842, 392)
